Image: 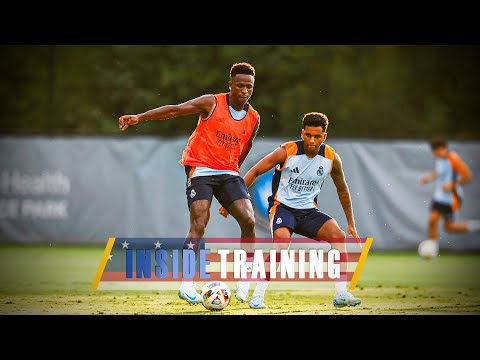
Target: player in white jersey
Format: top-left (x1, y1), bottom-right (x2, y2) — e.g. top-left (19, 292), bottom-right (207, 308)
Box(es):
top-left (220, 112), bottom-right (362, 309)
top-left (419, 136), bottom-right (479, 256)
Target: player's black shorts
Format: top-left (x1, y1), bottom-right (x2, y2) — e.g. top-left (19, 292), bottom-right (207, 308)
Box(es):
top-left (430, 200), bottom-right (460, 222)
top-left (269, 203), bottom-right (333, 239)
top-left (184, 166), bottom-right (251, 210)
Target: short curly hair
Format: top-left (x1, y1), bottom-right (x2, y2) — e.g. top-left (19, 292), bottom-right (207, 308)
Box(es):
top-left (302, 112), bottom-right (329, 132)
top-left (429, 136), bottom-right (448, 150)
top-left (230, 62), bottom-right (255, 78)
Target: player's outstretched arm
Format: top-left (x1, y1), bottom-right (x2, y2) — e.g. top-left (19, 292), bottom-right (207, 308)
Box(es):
top-left (330, 153), bottom-right (360, 242)
top-left (244, 145), bottom-right (287, 188)
top-left (118, 94), bottom-right (214, 131)
top-left (450, 152), bottom-right (473, 186)
top-left (219, 145), bottom-right (287, 218)
top-left (441, 154), bottom-right (473, 192)
top-left (419, 171), bottom-right (437, 184)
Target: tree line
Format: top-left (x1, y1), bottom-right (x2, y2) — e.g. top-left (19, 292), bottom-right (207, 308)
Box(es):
top-left (1, 45), bottom-right (479, 139)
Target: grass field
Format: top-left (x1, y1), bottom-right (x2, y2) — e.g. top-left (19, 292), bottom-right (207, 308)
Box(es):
top-left (0, 244), bottom-right (479, 315)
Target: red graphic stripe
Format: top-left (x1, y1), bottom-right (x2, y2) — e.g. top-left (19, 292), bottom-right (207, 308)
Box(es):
top-left (204, 237), bottom-right (366, 244)
top-left (205, 252), bottom-right (360, 262)
top-left (101, 271), bottom-right (355, 282)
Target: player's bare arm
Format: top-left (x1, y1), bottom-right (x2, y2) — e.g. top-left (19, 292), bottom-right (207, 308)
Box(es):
top-left (219, 145), bottom-right (287, 218)
top-left (443, 174), bottom-right (472, 193)
top-left (118, 94), bottom-right (214, 131)
top-left (419, 171), bottom-right (437, 184)
top-left (330, 152), bottom-right (359, 239)
top-left (243, 145), bottom-right (287, 188)
top-left (450, 155), bottom-right (473, 188)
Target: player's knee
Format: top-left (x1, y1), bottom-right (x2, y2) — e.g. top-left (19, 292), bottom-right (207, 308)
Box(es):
top-left (330, 229), bottom-right (346, 252)
top-left (428, 214), bottom-right (439, 226)
top-left (332, 229), bottom-right (346, 241)
top-left (236, 214), bottom-right (255, 232)
top-left (238, 215), bottom-right (255, 233)
top-left (189, 223), bottom-right (207, 237)
top-left (444, 222), bottom-right (454, 232)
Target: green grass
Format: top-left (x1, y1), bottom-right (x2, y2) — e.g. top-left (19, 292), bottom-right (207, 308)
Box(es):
top-left (0, 244), bottom-right (479, 314)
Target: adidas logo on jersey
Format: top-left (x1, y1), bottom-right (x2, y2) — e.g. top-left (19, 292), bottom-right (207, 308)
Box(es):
top-left (292, 167), bottom-right (300, 173)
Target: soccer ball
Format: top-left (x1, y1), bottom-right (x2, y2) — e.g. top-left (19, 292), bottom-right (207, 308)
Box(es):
top-left (201, 281), bottom-right (231, 311)
top-left (418, 240), bottom-right (439, 259)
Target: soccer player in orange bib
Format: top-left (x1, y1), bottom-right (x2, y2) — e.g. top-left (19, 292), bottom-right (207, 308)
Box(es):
top-left (220, 112), bottom-right (362, 309)
top-left (119, 63), bottom-right (260, 305)
top-left (419, 136), bottom-right (479, 256)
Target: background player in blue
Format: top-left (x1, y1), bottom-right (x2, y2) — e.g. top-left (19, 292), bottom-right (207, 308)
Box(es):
top-left (419, 136), bottom-right (479, 256)
top-left (220, 112), bottom-right (362, 309)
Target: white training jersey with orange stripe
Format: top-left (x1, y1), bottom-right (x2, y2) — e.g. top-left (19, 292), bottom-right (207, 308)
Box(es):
top-left (433, 150), bottom-right (469, 209)
top-left (267, 140), bottom-right (336, 210)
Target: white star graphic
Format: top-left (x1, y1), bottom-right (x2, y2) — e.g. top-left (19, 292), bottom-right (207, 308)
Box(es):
top-left (187, 241), bottom-right (195, 249)
top-left (121, 241), bottom-right (129, 249)
top-left (108, 254), bottom-right (113, 261)
top-left (154, 241), bottom-right (162, 249)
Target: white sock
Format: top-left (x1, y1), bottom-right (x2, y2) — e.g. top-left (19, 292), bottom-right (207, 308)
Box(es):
top-left (335, 281), bottom-right (347, 294)
top-left (466, 220), bottom-right (480, 232)
top-left (236, 280), bottom-right (250, 292)
top-left (425, 239), bottom-right (439, 252)
top-left (245, 257), bottom-right (253, 279)
top-left (252, 281), bottom-right (270, 298)
top-left (181, 279), bottom-right (193, 288)
top-left (246, 256), bottom-right (253, 269)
